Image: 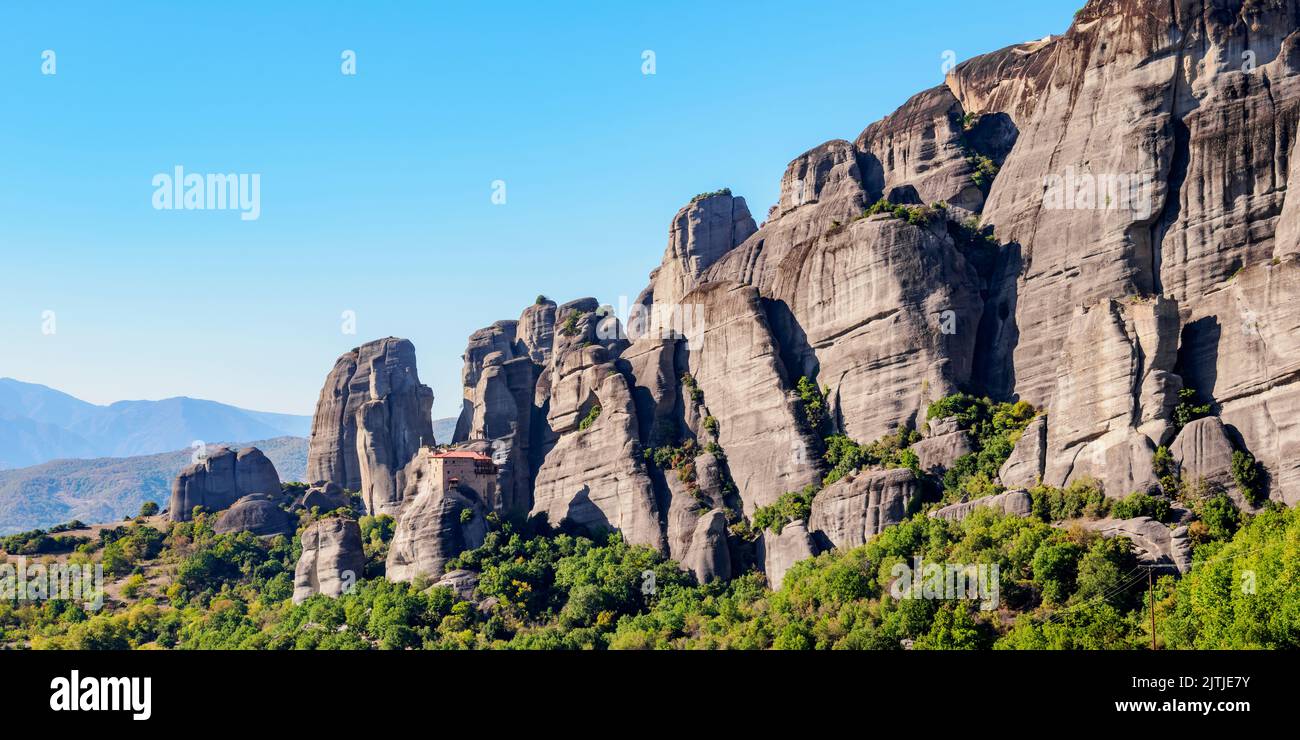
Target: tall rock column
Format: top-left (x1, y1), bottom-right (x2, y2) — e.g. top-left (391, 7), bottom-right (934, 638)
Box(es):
top-left (306, 337), bottom-right (434, 516)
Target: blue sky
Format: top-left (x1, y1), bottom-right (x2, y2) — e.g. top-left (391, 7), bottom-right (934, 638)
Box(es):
top-left (0, 0), bottom-right (1080, 421)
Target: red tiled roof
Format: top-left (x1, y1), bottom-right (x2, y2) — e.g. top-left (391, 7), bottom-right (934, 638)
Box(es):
top-left (431, 450), bottom-right (494, 462)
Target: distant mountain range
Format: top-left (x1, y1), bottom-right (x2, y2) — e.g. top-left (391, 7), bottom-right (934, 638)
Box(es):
top-left (0, 436), bottom-right (309, 534)
top-left (0, 377), bottom-right (461, 532)
top-left (0, 378), bottom-right (314, 470)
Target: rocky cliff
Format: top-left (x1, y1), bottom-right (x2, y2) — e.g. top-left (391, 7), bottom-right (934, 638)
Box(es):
top-left (306, 337), bottom-right (434, 517)
top-left (292, 0), bottom-right (1300, 594)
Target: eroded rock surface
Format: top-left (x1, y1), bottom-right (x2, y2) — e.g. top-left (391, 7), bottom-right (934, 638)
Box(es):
top-left (306, 337), bottom-right (434, 516)
top-left (808, 469), bottom-right (921, 550)
top-left (1082, 516), bottom-right (1192, 575)
top-left (213, 493), bottom-right (294, 537)
top-left (169, 447), bottom-right (281, 521)
top-left (929, 489), bottom-right (1033, 522)
top-left (293, 517), bottom-right (366, 603)
top-left (758, 520), bottom-right (817, 591)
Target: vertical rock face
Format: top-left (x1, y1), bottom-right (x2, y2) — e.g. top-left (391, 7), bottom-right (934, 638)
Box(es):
top-left (949, 0), bottom-right (1300, 415)
top-left (651, 192), bottom-right (756, 311)
top-left (385, 459), bottom-right (489, 583)
top-left (517, 300), bottom-right (557, 366)
top-left (169, 446), bottom-right (281, 521)
top-left (758, 520), bottom-right (816, 591)
top-left (998, 414), bottom-right (1047, 489)
top-left (1179, 258), bottom-right (1300, 505)
top-left (855, 85), bottom-right (988, 211)
top-left (684, 282), bottom-right (821, 514)
top-left (1042, 298), bottom-right (1181, 497)
top-left (808, 469), bottom-right (921, 551)
top-left (306, 337), bottom-right (434, 516)
top-left (293, 517), bottom-right (366, 603)
top-left (531, 357), bottom-right (665, 551)
top-left (765, 216), bottom-right (986, 441)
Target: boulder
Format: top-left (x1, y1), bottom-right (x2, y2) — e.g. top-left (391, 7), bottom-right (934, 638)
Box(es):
top-left (911, 417), bottom-right (974, 476)
top-left (808, 468), bottom-right (921, 550)
top-left (1169, 416), bottom-right (1239, 499)
top-left (293, 517), bottom-right (365, 603)
top-left (929, 489), bottom-right (1032, 522)
top-left (1082, 516), bottom-right (1192, 576)
top-left (998, 415), bottom-right (1046, 489)
top-left (680, 509), bottom-right (731, 584)
top-left (432, 569), bottom-right (480, 601)
top-left (213, 493), bottom-right (294, 537)
top-left (168, 446), bottom-right (282, 521)
top-left (293, 482), bottom-right (352, 514)
top-left (758, 520), bottom-right (817, 591)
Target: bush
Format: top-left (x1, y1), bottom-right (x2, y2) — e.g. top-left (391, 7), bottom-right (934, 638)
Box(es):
top-left (1193, 495), bottom-right (1240, 543)
top-left (139, 501), bottom-right (160, 517)
top-left (751, 485), bottom-right (819, 534)
top-left (1172, 387), bottom-right (1212, 432)
top-left (1231, 450), bottom-right (1264, 506)
top-left (795, 376), bottom-right (827, 432)
top-left (578, 404), bottom-right (602, 431)
top-left (1029, 479), bottom-right (1108, 522)
top-left (1110, 492), bottom-right (1172, 522)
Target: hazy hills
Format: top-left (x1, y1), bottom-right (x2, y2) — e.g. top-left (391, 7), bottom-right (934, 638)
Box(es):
top-left (0, 378), bottom-right (313, 470)
top-left (0, 436), bottom-right (309, 534)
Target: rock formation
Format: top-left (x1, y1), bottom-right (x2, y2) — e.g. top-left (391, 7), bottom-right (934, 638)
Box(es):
top-left (758, 520), bottom-right (817, 591)
top-left (168, 446), bottom-right (281, 521)
top-left (1041, 297), bottom-right (1181, 498)
top-left (213, 493), bottom-right (294, 537)
top-left (384, 446), bottom-right (491, 583)
top-left (912, 417), bottom-right (974, 476)
top-left (306, 337), bottom-right (434, 517)
top-left (808, 469), bottom-right (921, 551)
top-left (1083, 516), bottom-right (1193, 575)
top-left (374, 0), bottom-right (1300, 594)
top-left (682, 282), bottom-right (821, 513)
top-left (293, 517), bottom-right (366, 603)
top-left (531, 352), bottom-right (665, 550)
top-left (998, 415), bottom-right (1046, 489)
top-left (291, 482), bottom-right (352, 515)
top-left (930, 489), bottom-right (1033, 523)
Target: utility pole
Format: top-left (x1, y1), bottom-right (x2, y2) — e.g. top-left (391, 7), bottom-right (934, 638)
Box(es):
top-left (1148, 567), bottom-right (1157, 650)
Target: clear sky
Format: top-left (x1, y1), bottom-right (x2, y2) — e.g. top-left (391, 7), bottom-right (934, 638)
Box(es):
top-left (0, 0), bottom-right (1081, 420)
